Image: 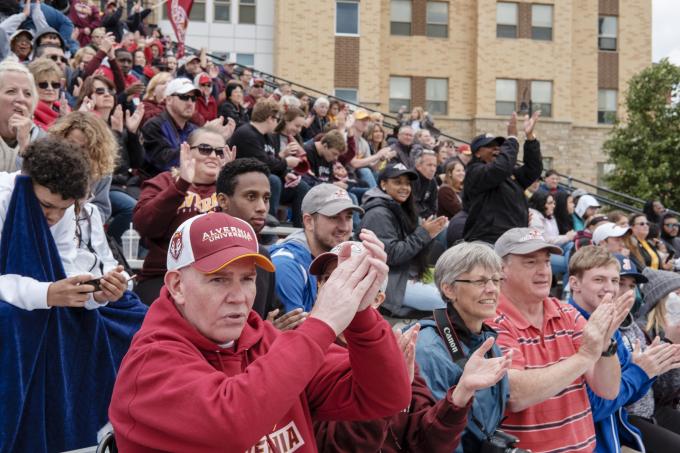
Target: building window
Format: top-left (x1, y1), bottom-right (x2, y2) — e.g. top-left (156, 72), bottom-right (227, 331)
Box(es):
top-left (239, 0), bottom-right (256, 24)
top-left (598, 89), bottom-right (617, 124)
top-left (496, 79), bottom-right (517, 115)
top-left (531, 4), bottom-right (552, 40)
top-left (531, 80), bottom-right (552, 117)
top-left (496, 2), bottom-right (517, 38)
top-left (336, 1), bottom-right (359, 35)
top-left (236, 53), bottom-right (254, 67)
top-left (189, 1), bottom-right (206, 21)
top-left (426, 2), bottom-right (448, 38)
top-left (390, 77), bottom-right (411, 113)
top-left (598, 16), bottom-right (617, 51)
top-left (214, 0), bottom-right (231, 22)
top-left (426, 78), bottom-right (448, 115)
top-left (390, 0), bottom-right (412, 36)
top-left (334, 89), bottom-right (358, 104)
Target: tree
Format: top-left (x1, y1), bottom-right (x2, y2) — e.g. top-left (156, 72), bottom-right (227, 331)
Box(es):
top-left (604, 58), bottom-right (680, 210)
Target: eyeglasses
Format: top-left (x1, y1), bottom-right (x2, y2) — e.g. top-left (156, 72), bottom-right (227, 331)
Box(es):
top-left (94, 87), bottom-right (113, 96)
top-left (48, 55), bottom-right (68, 64)
top-left (454, 277), bottom-right (505, 288)
top-left (175, 93), bottom-right (197, 102)
top-left (665, 223), bottom-right (680, 229)
top-left (191, 144), bottom-right (225, 157)
top-left (37, 81), bottom-right (60, 90)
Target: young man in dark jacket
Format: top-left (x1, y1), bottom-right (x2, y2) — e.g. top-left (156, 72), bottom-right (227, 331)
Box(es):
top-left (462, 111), bottom-right (543, 244)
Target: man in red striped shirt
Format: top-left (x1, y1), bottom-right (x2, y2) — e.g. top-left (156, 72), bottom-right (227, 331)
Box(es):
top-left (487, 228), bottom-right (625, 453)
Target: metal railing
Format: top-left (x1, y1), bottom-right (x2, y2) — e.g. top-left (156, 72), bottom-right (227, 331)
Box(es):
top-left (185, 45), bottom-right (672, 215)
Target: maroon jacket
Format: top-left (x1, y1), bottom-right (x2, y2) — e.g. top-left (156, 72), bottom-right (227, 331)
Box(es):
top-left (133, 172), bottom-right (219, 280)
top-left (314, 363), bottom-right (470, 452)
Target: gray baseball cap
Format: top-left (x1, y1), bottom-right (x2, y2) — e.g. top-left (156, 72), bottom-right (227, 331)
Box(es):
top-left (301, 183), bottom-right (364, 216)
top-left (494, 228), bottom-right (563, 258)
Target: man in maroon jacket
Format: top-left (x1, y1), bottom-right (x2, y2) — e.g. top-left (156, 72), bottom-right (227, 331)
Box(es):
top-left (109, 212), bottom-right (411, 452)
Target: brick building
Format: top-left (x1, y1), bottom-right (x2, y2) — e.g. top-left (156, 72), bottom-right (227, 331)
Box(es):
top-left (273, 0), bottom-right (651, 184)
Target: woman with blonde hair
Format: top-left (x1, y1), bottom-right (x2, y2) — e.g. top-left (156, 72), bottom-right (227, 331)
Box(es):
top-left (28, 58), bottom-right (67, 130)
top-left (398, 105), bottom-right (435, 132)
top-left (49, 111), bottom-right (118, 221)
top-left (138, 71), bottom-right (172, 128)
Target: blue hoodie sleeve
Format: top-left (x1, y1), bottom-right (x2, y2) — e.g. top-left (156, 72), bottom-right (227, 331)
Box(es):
top-left (270, 248), bottom-right (312, 313)
top-left (587, 332), bottom-right (655, 422)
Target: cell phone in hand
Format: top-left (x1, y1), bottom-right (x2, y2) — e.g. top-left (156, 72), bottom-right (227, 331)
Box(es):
top-left (82, 278), bottom-right (102, 292)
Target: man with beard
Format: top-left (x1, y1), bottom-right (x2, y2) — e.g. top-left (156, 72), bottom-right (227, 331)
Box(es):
top-left (270, 184), bottom-right (362, 313)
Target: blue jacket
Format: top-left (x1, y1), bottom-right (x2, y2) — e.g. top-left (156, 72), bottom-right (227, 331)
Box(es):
top-left (415, 310), bottom-right (510, 453)
top-left (269, 230), bottom-right (317, 313)
top-left (569, 300), bottom-right (653, 453)
top-left (20, 3), bottom-right (79, 54)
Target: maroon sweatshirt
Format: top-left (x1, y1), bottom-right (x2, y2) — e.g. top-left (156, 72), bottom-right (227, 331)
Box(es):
top-left (133, 172), bottom-right (218, 281)
top-left (314, 364), bottom-right (470, 453)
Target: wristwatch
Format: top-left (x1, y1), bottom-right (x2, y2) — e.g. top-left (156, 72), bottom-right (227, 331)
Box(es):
top-left (601, 338), bottom-right (618, 357)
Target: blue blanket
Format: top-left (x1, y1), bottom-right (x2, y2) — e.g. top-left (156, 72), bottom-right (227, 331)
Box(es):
top-left (0, 176), bottom-right (147, 453)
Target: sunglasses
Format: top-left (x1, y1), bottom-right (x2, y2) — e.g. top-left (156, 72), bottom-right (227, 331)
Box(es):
top-left (191, 144), bottom-right (225, 157)
top-left (175, 93), bottom-right (197, 102)
top-left (48, 55), bottom-right (68, 64)
top-left (665, 223), bottom-right (680, 229)
top-left (94, 87), bottom-right (113, 95)
top-left (38, 81), bottom-right (60, 90)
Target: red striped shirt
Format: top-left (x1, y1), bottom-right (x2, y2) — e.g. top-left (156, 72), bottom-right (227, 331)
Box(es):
top-left (487, 295), bottom-right (596, 453)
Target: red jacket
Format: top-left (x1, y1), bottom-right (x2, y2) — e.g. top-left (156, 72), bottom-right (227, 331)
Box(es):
top-left (109, 288), bottom-right (411, 452)
top-left (195, 95), bottom-right (217, 124)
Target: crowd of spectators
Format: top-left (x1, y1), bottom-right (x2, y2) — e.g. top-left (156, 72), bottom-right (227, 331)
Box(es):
top-left (3, 2), bottom-right (680, 452)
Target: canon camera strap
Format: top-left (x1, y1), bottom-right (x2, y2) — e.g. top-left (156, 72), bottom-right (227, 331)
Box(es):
top-left (433, 308), bottom-right (468, 369)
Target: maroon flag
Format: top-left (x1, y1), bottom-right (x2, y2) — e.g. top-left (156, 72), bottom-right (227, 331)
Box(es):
top-left (167, 0), bottom-right (193, 57)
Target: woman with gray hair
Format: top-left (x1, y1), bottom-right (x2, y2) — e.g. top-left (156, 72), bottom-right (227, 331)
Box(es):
top-left (415, 241), bottom-right (513, 453)
top-left (0, 59), bottom-right (45, 172)
top-left (302, 96), bottom-right (330, 141)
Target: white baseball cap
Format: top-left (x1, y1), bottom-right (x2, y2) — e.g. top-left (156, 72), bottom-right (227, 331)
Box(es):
top-left (164, 77), bottom-right (200, 98)
top-left (592, 222), bottom-right (630, 245)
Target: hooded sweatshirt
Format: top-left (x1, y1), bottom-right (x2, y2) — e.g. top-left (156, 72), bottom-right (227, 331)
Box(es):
top-left (270, 230), bottom-right (317, 313)
top-left (360, 187), bottom-right (432, 317)
top-left (109, 287), bottom-right (412, 452)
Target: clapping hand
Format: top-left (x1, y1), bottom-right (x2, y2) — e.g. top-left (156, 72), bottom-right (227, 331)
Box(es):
top-left (395, 323), bottom-right (420, 384)
top-left (125, 103), bottom-right (145, 134)
top-left (179, 142), bottom-right (196, 184)
top-left (524, 111), bottom-right (541, 140)
top-left (450, 337), bottom-right (512, 407)
top-left (266, 308), bottom-right (308, 331)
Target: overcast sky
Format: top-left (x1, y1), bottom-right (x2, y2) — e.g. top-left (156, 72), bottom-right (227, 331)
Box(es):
top-left (653, 0), bottom-right (680, 64)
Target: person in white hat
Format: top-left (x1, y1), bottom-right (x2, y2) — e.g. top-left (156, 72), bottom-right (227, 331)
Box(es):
top-left (110, 212), bottom-right (411, 452)
top-left (593, 222), bottom-right (631, 256)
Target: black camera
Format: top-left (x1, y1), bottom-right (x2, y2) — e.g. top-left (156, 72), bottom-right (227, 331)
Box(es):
top-left (480, 430), bottom-right (531, 453)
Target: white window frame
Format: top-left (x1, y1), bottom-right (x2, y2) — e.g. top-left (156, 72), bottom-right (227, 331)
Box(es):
top-left (336, 1), bottom-right (360, 36)
top-left (236, 53), bottom-right (255, 67)
top-left (238, 0), bottom-right (256, 25)
top-left (598, 16), bottom-right (618, 51)
top-left (496, 79), bottom-right (517, 115)
top-left (531, 4), bottom-right (553, 41)
top-left (531, 80), bottom-right (552, 117)
top-left (598, 89), bottom-right (617, 124)
top-left (389, 76), bottom-right (411, 113)
top-left (214, 0), bottom-right (231, 23)
top-left (426, 1), bottom-right (448, 38)
top-left (390, 0), bottom-right (412, 36)
top-left (425, 78), bottom-right (448, 115)
top-left (334, 88), bottom-right (358, 104)
top-left (496, 2), bottom-right (518, 38)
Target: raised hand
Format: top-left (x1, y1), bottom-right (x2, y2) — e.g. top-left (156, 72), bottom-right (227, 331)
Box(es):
top-left (266, 308), bottom-right (308, 331)
top-left (524, 110), bottom-right (541, 139)
top-left (579, 301), bottom-right (614, 361)
top-left (450, 337), bottom-right (512, 407)
top-left (507, 112), bottom-right (518, 137)
top-left (218, 145), bottom-right (237, 168)
top-left (422, 215), bottom-right (448, 239)
top-left (606, 290), bottom-right (635, 339)
top-left (178, 142), bottom-right (196, 184)
top-left (8, 110), bottom-right (32, 155)
top-left (632, 338), bottom-right (680, 378)
top-left (395, 323), bottom-right (420, 384)
top-left (110, 104), bottom-right (124, 133)
top-left (58, 91), bottom-right (71, 117)
top-left (78, 96), bottom-right (94, 113)
top-left (125, 103), bottom-right (145, 134)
